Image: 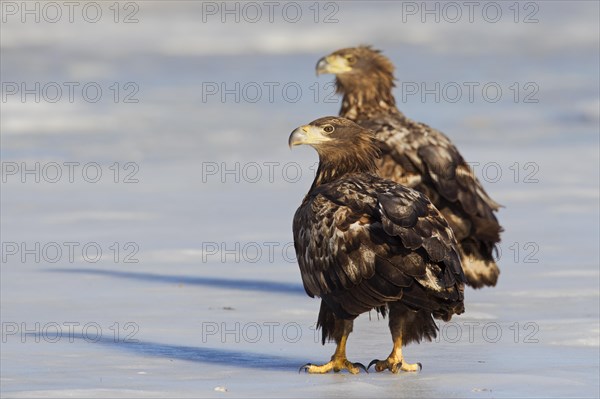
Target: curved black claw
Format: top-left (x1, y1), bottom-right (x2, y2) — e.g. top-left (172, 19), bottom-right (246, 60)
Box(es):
top-left (417, 362), bottom-right (423, 372)
top-left (299, 363), bottom-right (313, 373)
top-left (354, 362), bottom-right (368, 374)
top-left (367, 359), bottom-right (380, 372)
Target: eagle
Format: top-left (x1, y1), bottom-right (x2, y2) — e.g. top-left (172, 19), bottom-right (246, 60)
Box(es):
top-left (289, 116), bottom-right (465, 374)
top-left (316, 46), bottom-right (503, 288)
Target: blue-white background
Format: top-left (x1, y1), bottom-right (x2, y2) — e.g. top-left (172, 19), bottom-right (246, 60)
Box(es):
top-left (1, 1), bottom-right (599, 397)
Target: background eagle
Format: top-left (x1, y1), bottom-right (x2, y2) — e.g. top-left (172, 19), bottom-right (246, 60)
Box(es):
top-left (316, 46), bottom-right (503, 288)
top-left (289, 116), bottom-right (465, 373)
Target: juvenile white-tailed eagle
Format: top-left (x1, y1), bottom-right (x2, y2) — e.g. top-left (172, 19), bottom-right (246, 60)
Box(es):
top-left (290, 116), bottom-right (465, 373)
top-left (316, 46), bottom-right (503, 288)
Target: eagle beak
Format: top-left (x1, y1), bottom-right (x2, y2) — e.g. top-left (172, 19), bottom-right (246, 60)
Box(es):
top-left (289, 126), bottom-right (308, 148)
top-left (316, 55), bottom-right (352, 76)
top-left (289, 125), bottom-right (331, 148)
top-left (316, 57), bottom-right (328, 76)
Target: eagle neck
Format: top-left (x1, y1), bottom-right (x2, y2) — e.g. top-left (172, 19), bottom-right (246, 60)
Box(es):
top-left (340, 90), bottom-right (397, 119)
top-left (336, 77), bottom-right (397, 120)
top-left (311, 150), bottom-right (377, 189)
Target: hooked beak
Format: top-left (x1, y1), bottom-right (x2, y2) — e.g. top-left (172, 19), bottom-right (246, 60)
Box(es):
top-left (316, 55), bottom-right (352, 76)
top-left (316, 57), bottom-right (328, 76)
top-left (288, 125), bottom-right (332, 148)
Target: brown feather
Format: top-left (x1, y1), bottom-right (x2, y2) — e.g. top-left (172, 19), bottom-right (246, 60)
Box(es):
top-left (291, 117), bottom-right (465, 346)
top-left (324, 46), bottom-right (503, 289)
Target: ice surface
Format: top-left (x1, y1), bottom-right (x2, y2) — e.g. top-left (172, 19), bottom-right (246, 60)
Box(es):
top-left (1, 1), bottom-right (599, 397)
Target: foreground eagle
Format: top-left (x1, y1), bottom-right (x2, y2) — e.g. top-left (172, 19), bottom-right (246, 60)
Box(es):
top-left (290, 117), bottom-right (465, 373)
top-left (316, 46), bottom-right (503, 288)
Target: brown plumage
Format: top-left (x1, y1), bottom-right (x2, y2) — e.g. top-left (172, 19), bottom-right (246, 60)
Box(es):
top-left (316, 46), bottom-right (503, 288)
top-left (289, 117), bottom-right (465, 374)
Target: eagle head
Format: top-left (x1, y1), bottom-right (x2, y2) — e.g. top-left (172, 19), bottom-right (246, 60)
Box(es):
top-left (316, 46), bottom-right (396, 103)
top-left (316, 45), bottom-right (395, 79)
top-left (289, 116), bottom-right (367, 148)
top-left (289, 117), bottom-right (380, 178)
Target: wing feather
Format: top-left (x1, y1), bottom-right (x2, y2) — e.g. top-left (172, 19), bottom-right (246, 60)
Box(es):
top-left (355, 114), bottom-right (502, 287)
top-left (293, 174), bottom-right (464, 319)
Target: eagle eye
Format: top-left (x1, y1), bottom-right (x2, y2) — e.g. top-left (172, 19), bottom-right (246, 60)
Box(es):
top-left (323, 125), bottom-right (335, 134)
top-left (346, 55), bottom-right (357, 64)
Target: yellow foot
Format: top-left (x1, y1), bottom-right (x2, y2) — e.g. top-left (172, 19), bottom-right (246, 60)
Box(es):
top-left (368, 357), bottom-right (422, 373)
top-left (299, 358), bottom-right (367, 374)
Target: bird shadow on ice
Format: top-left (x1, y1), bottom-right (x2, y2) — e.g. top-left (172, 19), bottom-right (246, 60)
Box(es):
top-left (47, 268), bottom-right (306, 296)
top-left (36, 332), bottom-right (305, 371)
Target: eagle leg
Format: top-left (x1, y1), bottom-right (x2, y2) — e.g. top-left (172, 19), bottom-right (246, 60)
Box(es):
top-left (368, 333), bottom-right (422, 373)
top-left (300, 321), bottom-right (366, 374)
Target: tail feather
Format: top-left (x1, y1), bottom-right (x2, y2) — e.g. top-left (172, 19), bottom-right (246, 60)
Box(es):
top-left (459, 245), bottom-right (500, 288)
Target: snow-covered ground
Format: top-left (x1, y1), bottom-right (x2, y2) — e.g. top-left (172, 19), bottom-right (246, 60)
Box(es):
top-left (1, 1), bottom-right (599, 397)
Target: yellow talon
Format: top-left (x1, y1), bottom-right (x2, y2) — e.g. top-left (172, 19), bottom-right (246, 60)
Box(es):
top-left (299, 332), bottom-right (367, 374)
top-left (368, 333), bottom-right (422, 373)
top-left (300, 357), bottom-right (366, 374)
